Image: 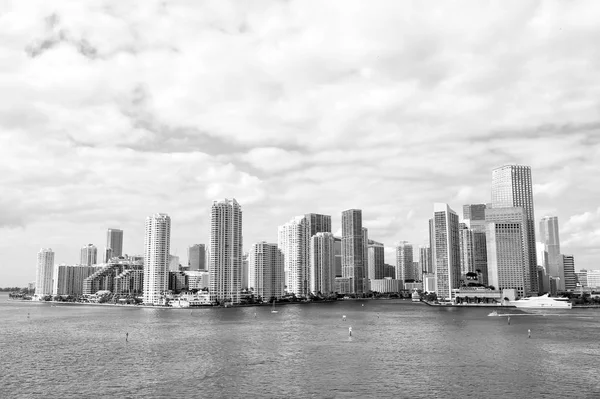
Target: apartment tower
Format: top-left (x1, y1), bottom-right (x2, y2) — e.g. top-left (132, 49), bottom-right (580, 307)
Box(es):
top-left (341, 209), bottom-right (366, 295)
top-left (143, 213), bottom-right (171, 305)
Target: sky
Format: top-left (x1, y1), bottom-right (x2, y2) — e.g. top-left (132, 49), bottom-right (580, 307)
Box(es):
top-left (1, 0), bottom-right (600, 286)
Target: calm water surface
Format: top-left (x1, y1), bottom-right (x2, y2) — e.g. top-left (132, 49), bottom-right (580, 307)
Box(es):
top-left (1, 293), bottom-right (598, 398)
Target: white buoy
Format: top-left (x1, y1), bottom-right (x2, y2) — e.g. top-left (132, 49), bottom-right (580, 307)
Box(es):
top-left (349, 326), bottom-right (352, 336)
top-left (528, 329), bottom-right (531, 338)
top-left (342, 315), bottom-right (346, 321)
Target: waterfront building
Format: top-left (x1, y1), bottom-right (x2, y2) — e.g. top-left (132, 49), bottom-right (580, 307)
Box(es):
top-left (334, 277), bottom-right (352, 295)
top-left (395, 241), bottom-right (413, 285)
top-left (169, 271), bottom-right (187, 292)
top-left (334, 237), bottom-right (342, 277)
top-left (80, 244), bottom-right (98, 266)
top-left (106, 228), bottom-right (124, 259)
top-left (367, 240), bottom-right (385, 280)
top-left (35, 248), bottom-right (55, 298)
top-left (84, 258), bottom-right (144, 295)
top-left (188, 244), bottom-right (206, 271)
top-left (184, 271), bottom-right (210, 290)
top-left (169, 255), bottom-right (180, 272)
top-left (310, 232), bottom-right (336, 295)
top-left (362, 228), bottom-right (369, 281)
top-left (404, 281), bottom-right (423, 291)
top-left (431, 204), bottom-right (461, 300)
top-left (210, 199), bottom-right (243, 305)
top-left (341, 209), bottom-right (366, 295)
top-left (575, 270), bottom-right (588, 287)
top-left (486, 207), bottom-right (529, 298)
top-left (586, 270), bottom-right (600, 288)
top-left (278, 216), bottom-right (309, 296)
top-left (419, 245), bottom-right (432, 275)
top-left (491, 164), bottom-right (538, 293)
top-left (549, 277), bottom-right (558, 296)
top-left (53, 265), bottom-right (97, 296)
top-left (370, 278), bottom-right (402, 293)
top-left (472, 231), bottom-right (488, 285)
top-left (423, 273), bottom-right (436, 293)
top-left (537, 266), bottom-right (549, 294)
top-left (249, 242), bottom-right (284, 301)
top-left (143, 213), bottom-right (171, 305)
top-left (562, 255), bottom-right (576, 291)
top-left (114, 268), bottom-right (143, 295)
top-left (539, 216), bottom-right (563, 289)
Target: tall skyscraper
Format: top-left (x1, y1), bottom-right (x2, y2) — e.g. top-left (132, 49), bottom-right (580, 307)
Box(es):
top-left (210, 199), bottom-right (243, 304)
top-left (188, 244), bottom-right (206, 271)
top-left (278, 216), bottom-right (309, 296)
top-left (35, 248), bottom-right (54, 298)
top-left (539, 216), bottom-right (563, 289)
top-left (431, 204), bottom-right (461, 300)
top-left (562, 255), bottom-right (576, 291)
top-left (485, 207), bottom-right (529, 297)
top-left (241, 252), bottom-right (249, 290)
top-left (310, 232), bottom-right (336, 295)
top-left (248, 242), bottom-right (284, 301)
top-left (463, 204), bottom-right (487, 231)
top-left (396, 241), bottom-right (413, 283)
top-left (341, 209), bottom-right (366, 295)
top-left (367, 240), bottom-right (385, 280)
top-left (305, 213), bottom-right (332, 238)
top-left (168, 254), bottom-right (180, 272)
top-left (419, 245), bottom-right (432, 275)
top-left (491, 165), bottom-right (538, 293)
top-left (143, 213), bottom-right (171, 305)
top-left (334, 236), bottom-right (342, 277)
top-left (80, 244), bottom-right (97, 266)
top-left (106, 228), bottom-right (123, 258)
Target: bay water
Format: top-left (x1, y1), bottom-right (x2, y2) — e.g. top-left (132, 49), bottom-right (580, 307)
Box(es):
top-left (1, 293), bottom-right (598, 398)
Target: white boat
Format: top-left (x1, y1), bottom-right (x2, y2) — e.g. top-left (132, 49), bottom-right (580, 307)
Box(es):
top-left (510, 294), bottom-right (572, 309)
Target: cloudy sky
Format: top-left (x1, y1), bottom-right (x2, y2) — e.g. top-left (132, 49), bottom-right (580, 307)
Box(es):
top-left (2, 0), bottom-right (600, 286)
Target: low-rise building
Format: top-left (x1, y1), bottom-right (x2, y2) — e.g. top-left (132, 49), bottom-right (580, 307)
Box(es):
top-left (370, 278), bottom-right (402, 293)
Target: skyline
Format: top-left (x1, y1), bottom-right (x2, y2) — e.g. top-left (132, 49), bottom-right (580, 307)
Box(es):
top-left (2, 1), bottom-right (600, 286)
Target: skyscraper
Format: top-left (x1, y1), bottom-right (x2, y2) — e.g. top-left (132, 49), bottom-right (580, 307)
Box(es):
top-left (341, 209), bottom-right (366, 295)
top-left (562, 255), bottom-right (576, 291)
top-left (463, 204), bottom-right (487, 231)
top-left (210, 199), bottom-right (243, 304)
top-left (278, 216), bottom-right (309, 296)
top-left (187, 244), bottom-right (206, 271)
top-left (419, 245), bottom-right (432, 275)
top-left (491, 165), bottom-right (538, 293)
top-left (305, 213), bottom-right (332, 238)
top-left (35, 248), bottom-right (54, 298)
top-left (241, 252), bottom-right (249, 290)
top-left (106, 228), bottom-right (123, 258)
top-left (485, 207), bottom-right (529, 297)
top-left (539, 216), bottom-right (563, 289)
top-left (143, 213), bottom-right (171, 305)
top-left (431, 204), bottom-right (461, 300)
top-left (80, 244), bottom-right (97, 266)
top-left (367, 240), bottom-right (385, 280)
top-left (248, 242), bottom-right (284, 301)
top-left (310, 232), bottom-right (336, 295)
top-left (395, 241), bottom-right (413, 283)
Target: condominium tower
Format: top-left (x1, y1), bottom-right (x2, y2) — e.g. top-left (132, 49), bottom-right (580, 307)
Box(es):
top-left (341, 209), bottom-right (366, 294)
top-left (367, 240), bottom-right (385, 280)
top-left (106, 228), bottom-right (124, 259)
top-left (80, 244), bottom-right (97, 266)
top-left (431, 204), bottom-right (461, 300)
top-left (188, 244), bottom-right (206, 271)
top-left (248, 242), bottom-right (284, 301)
top-left (210, 199), bottom-right (243, 304)
top-left (35, 248), bottom-right (55, 298)
top-left (310, 232), bottom-right (336, 294)
top-left (491, 165), bottom-right (538, 293)
top-left (396, 241), bottom-right (413, 283)
top-left (143, 213), bottom-right (171, 305)
top-left (539, 216), bottom-right (563, 289)
top-left (278, 216), bottom-right (309, 296)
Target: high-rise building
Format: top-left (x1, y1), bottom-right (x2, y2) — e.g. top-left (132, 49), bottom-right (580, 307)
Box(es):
top-left (310, 232), bottom-right (336, 295)
top-left (341, 209), bottom-right (366, 295)
top-left (587, 270), bottom-right (600, 288)
top-left (395, 241), bottom-right (413, 284)
top-left (241, 252), bottom-right (249, 290)
top-left (278, 216), bottom-right (309, 296)
top-left (35, 248), bottom-right (55, 298)
top-left (458, 224), bottom-right (473, 278)
top-left (575, 270), bottom-right (587, 287)
top-left (143, 213), bottom-right (171, 304)
top-left (168, 254), bottom-right (180, 272)
top-left (562, 255), bottom-right (576, 291)
top-left (491, 164), bottom-right (538, 293)
top-left (80, 244), bottom-right (97, 266)
top-left (248, 242), bottom-right (284, 301)
top-left (362, 228), bottom-right (369, 281)
top-left (412, 262), bottom-right (420, 281)
top-left (188, 244), bottom-right (206, 271)
top-left (53, 265), bottom-right (97, 296)
top-left (104, 248), bottom-right (113, 263)
top-left (210, 199), bottom-right (242, 304)
top-left (539, 216), bottom-right (563, 289)
top-left (334, 237), bottom-right (342, 277)
top-left (305, 213), bottom-right (332, 238)
top-left (383, 263), bottom-right (396, 278)
top-left (367, 240), bottom-right (385, 280)
top-left (485, 207), bottom-right (529, 297)
top-left (106, 228), bottom-right (124, 258)
top-left (463, 204), bottom-right (487, 224)
top-left (419, 245), bottom-right (432, 275)
top-left (431, 204), bottom-right (461, 300)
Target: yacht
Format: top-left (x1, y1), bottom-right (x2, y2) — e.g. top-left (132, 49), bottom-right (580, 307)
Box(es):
top-left (510, 294), bottom-right (572, 309)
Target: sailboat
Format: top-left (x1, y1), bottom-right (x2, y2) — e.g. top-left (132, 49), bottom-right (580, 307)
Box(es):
top-left (271, 300), bottom-right (278, 313)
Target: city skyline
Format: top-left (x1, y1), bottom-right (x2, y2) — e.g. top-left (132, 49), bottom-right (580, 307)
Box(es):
top-left (3, 1), bottom-right (600, 286)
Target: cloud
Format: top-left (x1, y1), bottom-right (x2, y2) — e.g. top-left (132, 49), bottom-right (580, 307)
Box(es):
top-left (2, 1), bottom-right (600, 284)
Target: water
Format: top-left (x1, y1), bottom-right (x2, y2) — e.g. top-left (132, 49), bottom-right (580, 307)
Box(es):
top-left (1, 293), bottom-right (599, 398)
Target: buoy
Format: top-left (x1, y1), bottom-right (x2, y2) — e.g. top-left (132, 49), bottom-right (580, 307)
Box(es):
top-left (362, 304), bottom-right (364, 307)
top-left (528, 329), bottom-right (531, 338)
top-left (342, 315), bottom-right (346, 321)
top-left (126, 332), bottom-right (129, 342)
top-left (349, 326), bottom-right (352, 336)
top-left (254, 313), bottom-right (257, 318)
top-left (508, 316), bottom-right (511, 325)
